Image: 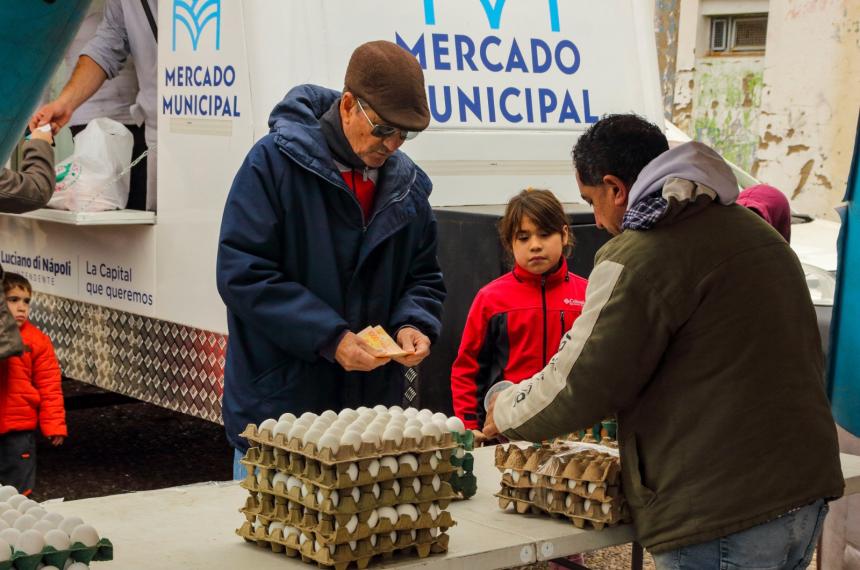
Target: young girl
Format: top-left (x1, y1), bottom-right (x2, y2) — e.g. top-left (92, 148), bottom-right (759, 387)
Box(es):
top-left (451, 189), bottom-right (588, 433)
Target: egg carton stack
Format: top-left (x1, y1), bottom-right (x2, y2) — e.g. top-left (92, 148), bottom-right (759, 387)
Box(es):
top-left (494, 443), bottom-right (630, 530)
top-left (236, 406), bottom-right (459, 570)
top-left (444, 418), bottom-right (477, 500)
top-left (0, 485), bottom-right (112, 570)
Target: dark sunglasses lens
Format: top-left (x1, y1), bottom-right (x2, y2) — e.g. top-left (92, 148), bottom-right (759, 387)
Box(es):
top-left (372, 125), bottom-right (398, 138)
top-left (403, 130), bottom-right (419, 141)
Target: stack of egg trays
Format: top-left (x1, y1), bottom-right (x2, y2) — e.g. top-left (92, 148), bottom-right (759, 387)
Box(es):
top-left (236, 423), bottom-right (458, 570)
top-left (493, 444), bottom-right (630, 530)
top-left (0, 537), bottom-right (112, 570)
top-left (448, 430), bottom-right (477, 499)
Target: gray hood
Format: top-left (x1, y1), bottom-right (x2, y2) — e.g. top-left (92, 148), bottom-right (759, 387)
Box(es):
top-left (629, 142), bottom-right (739, 207)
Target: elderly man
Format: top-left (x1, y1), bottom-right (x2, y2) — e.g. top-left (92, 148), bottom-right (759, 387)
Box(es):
top-left (217, 41), bottom-right (446, 476)
top-left (484, 114), bottom-right (843, 569)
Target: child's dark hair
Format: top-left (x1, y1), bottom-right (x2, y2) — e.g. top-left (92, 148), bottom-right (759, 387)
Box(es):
top-left (3, 272), bottom-right (31, 295)
top-left (572, 114), bottom-right (669, 188)
top-left (498, 189), bottom-right (573, 255)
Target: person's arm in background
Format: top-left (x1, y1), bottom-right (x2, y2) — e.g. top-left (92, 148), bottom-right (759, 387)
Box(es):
top-left (32, 333), bottom-right (67, 446)
top-left (450, 290), bottom-right (494, 432)
top-left (0, 129), bottom-right (55, 212)
top-left (29, 0), bottom-right (129, 133)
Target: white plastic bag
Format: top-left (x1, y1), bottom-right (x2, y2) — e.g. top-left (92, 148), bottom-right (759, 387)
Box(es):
top-left (49, 118), bottom-right (133, 212)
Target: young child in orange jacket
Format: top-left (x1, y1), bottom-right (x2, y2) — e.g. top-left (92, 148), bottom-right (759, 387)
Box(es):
top-left (0, 273), bottom-right (66, 495)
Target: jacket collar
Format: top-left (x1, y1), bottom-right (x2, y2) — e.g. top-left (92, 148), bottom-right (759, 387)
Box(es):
top-left (512, 259), bottom-right (569, 285)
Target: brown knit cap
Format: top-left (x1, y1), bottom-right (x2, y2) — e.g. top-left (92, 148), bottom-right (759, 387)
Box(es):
top-left (344, 40), bottom-right (430, 132)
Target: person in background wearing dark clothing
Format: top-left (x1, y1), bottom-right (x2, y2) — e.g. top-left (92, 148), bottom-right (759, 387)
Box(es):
top-left (217, 41), bottom-right (446, 478)
top-left (737, 183), bottom-right (792, 242)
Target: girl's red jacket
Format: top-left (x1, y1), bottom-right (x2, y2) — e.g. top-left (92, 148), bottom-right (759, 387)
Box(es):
top-left (450, 261), bottom-right (588, 429)
top-left (0, 321), bottom-right (66, 436)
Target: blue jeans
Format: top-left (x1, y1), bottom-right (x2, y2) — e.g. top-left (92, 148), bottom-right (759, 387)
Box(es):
top-left (653, 500), bottom-right (828, 570)
top-left (232, 448), bottom-right (248, 481)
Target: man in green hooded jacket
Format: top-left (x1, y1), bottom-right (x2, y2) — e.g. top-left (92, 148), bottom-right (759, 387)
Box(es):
top-left (484, 114), bottom-right (843, 568)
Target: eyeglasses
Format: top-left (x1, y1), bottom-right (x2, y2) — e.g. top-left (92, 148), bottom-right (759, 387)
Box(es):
top-left (356, 99), bottom-right (419, 141)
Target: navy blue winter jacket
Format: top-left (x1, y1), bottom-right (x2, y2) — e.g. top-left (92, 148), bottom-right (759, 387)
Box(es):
top-left (216, 85), bottom-right (446, 451)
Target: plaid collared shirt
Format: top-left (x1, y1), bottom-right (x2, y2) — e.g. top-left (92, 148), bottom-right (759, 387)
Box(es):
top-left (622, 193), bottom-right (668, 231)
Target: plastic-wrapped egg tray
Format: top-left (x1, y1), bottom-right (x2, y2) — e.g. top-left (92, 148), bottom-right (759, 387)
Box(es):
top-left (448, 430), bottom-right (477, 500)
top-left (236, 407), bottom-right (459, 569)
top-left (493, 443), bottom-right (630, 530)
top-left (0, 485), bottom-right (113, 570)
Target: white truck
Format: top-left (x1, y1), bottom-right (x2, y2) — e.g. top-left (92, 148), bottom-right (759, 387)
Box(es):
top-left (2, 0), bottom-right (829, 421)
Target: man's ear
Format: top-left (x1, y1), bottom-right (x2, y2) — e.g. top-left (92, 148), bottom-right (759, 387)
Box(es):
top-left (340, 92), bottom-right (357, 124)
top-left (603, 174), bottom-right (630, 207)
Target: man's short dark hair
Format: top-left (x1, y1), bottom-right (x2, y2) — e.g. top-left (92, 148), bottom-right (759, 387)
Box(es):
top-left (572, 114), bottom-right (669, 188)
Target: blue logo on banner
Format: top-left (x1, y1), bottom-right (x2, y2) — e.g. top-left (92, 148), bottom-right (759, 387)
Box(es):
top-left (172, 0), bottom-right (221, 51)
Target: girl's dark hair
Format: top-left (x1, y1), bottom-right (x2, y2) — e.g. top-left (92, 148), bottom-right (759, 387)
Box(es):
top-left (498, 189), bottom-right (574, 256)
top-left (3, 272), bottom-right (31, 294)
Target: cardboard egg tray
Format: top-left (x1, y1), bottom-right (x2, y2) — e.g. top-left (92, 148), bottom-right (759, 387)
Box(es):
top-left (241, 424), bottom-right (457, 465)
top-left (237, 520), bottom-right (450, 570)
top-left (493, 443), bottom-right (630, 530)
top-left (239, 474), bottom-right (456, 520)
top-left (242, 446), bottom-right (454, 489)
top-left (448, 431), bottom-right (477, 500)
top-left (0, 538), bottom-right (112, 570)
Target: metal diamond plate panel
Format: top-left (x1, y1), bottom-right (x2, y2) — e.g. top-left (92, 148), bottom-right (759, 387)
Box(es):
top-left (31, 294), bottom-right (226, 423)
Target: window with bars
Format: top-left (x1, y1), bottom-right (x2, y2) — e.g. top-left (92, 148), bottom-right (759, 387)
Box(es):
top-left (710, 15), bottom-right (768, 54)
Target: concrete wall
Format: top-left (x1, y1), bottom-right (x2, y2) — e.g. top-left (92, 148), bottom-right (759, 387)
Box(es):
top-left (667, 0), bottom-right (860, 219)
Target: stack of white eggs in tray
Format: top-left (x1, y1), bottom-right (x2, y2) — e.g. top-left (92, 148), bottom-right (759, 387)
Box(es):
top-left (0, 486), bottom-right (112, 570)
top-left (237, 406), bottom-right (462, 570)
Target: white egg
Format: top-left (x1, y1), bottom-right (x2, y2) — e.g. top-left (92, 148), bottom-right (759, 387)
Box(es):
top-left (528, 489), bottom-right (537, 501)
top-left (587, 482), bottom-right (599, 494)
top-left (0, 487), bottom-right (16, 501)
top-left (286, 476), bottom-right (302, 493)
top-left (355, 406), bottom-right (370, 415)
top-left (429, 502), bottom-right (440, 519)
top-left (268, 521), bottom-right (286, 535)
top-left (5, 496), bottom-right (25, 509)
top-left (395, 504), bottom-right (419, 521)
top-left (377, 506), bottom-right (398, 524)
top-left (389, 405), bottom-right (404, 414)
top-left (0, 503), bottom-right (10, 514)
top-left (390, 531), bottom-right (399, 543)
top-left (412, 478), bottom-right (422, 495)
top-left (0, 529), bottom-right (20, 546)
top-left (392, 480), bottom-right (401, 496)
top-left (300, 482), bottom-right (313, 498)
top-left (366, 508), bottom-right (380, 529)
top-left (0, 520), bottom-right (8, 531)
top-left (33, 520), bottom-right (55, 534)
top-left (311, 418), bottom-right (331, 431)
top-left (344, 515), bottom-right (358, 534)
top-left (318, 433), bottom-right (341, 453)
top-left (351, 487), bottom-right (361, 504)
top-left (369, 533), bottom-right (378, 547)
top-left (278, 412), bottom-right (297, 423)
top-left (13, 514), bottom-right (36, 531)
top-left (349, 540), bottom-right (358, 551)
top-left (0, 511), bottom-right (18, 526)
top-left (367, 459), bottom-right (380, 478)
top-left (567, 479), bottom-right (577, 490)
top-left (433, 419), bottom-right (448, 433)
top-left (14, 529), bottom-right (44, 555)
top-left (403, 426), bottom-right (423, 440)
top-left (70, 524), bottom-right (100, 547)
top-left (429, 454), bottom-right (440, 470)
top-left (340, 431), bottom-right (362, 452)
top-left (315, 489), bottom-right (326, 506)
top-left (547, 492), bottom-right (555, 504)
top-left (329, 490), bottom-right (340, 508)
top-left (380, 456), bottom-right (399, 475)
top-left (432, 412), bottom-right (448, 423)
top-left (410, 529), bottom-right (417, 541)
top-left (389, 415), bottom-right (407, 426)
top-left (43, 512), bottom-right (63, 525)
top-left (432, 474), bottom-right (441, 492)
top-left (403, 407), bottom-right (419, 418)
top-left (272, 420), bottom-right (293, 437)
top-left (254, 467), bottom-right (266, 485)
top-left (299, 411), bottom-right (318, 422)
top-left (299, 533), bottom-right (309, 546)
top-left (398, 454), bottom-right (419, 471)
top-left (584, 499), bottom-right (592, 512)
top-left (303, 428), bottom-right (325, 446)
top-left (345, 462), bottom-right (359, 482)
top-left (16, 499), bottom-right (37, 514)
top-left (338, 409), bottom-right (358, 422)
top-left (0, 538), bottom-right (9, 562)
top-left (287, 423), bottom-right (308, 440)
top-left (321, 410), bottom-right (338, 421)
top-left (361, 430), bottom-right (381, 447)
top-left (421, 422), bottom-right (442, 440)
top-left (602, 503), bottom-right (612, 515)
top-left (283, 526), bottom-right (300, 537)
top-left (345, 422), bottom-right (365, 435)
top-left (430, 526), bottom-right (440, 538)
top-left (511, 470), bottom-right (521, 483)
top-left (565, 495), bottom-right (573, 508)
top-left (371, 483), bottom-right (381, 499)
top-left (258, 418), bottom-right (277, 433)
top-left (529, 472), bottom-right (539, 485)
top-left (382, 427), bottom-right (403, 446)
top-left (372, 404), bottom-right (388, 414)
top-left (404, 418), bottom-right (423, 430)
top-left (44, 528), bottom-right (70, 550)
top-left (445, 416), bottom-right (466, 434)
